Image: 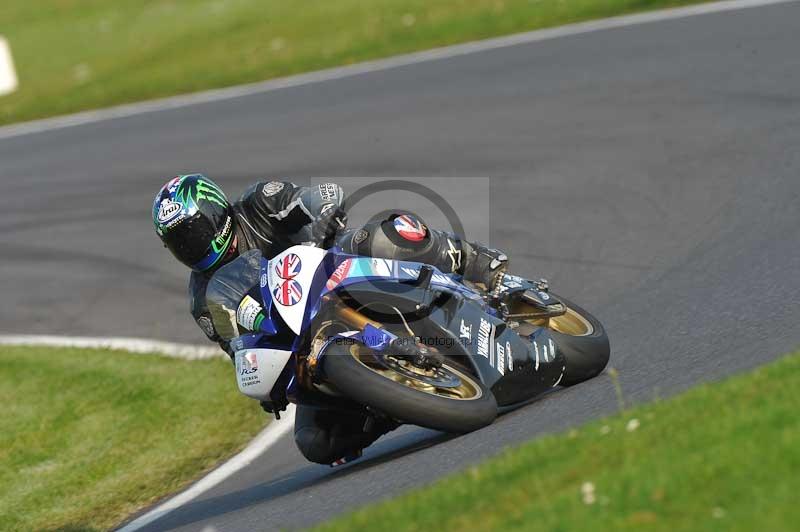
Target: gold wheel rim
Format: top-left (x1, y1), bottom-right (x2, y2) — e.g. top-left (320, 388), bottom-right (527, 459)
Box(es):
top-left (514, 303), bottom-right (594, 338)
top-left (546, 307), bottom-right (594, 337)
top-left (349, 345), bottom-right (483, 401)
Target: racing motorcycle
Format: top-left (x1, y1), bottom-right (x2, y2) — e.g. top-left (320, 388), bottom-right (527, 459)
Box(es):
top-left (206, 244), bottom-right (610, 433)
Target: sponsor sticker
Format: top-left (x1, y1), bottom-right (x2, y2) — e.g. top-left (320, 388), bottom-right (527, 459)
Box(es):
top-left (237, 295), bottom-right (263, 330)
top-left (370, 258), bottom-right (393, 277)
top-left (393, 214), bottom-right (427, 242)
top-left (491, 340), bottom-right (514, 375)
top-left (237, 352), bottom-right (262, 387)
top-left (164, 214), bottom-right (187, 230)
top-left (477, 318), bottom-right (494, 361)
top-left (239, 373), bottom-right (261, 387)
top-left (239, 351), bottom-right (259, 375)
top-left (213, 216), bottom-right (232, 249)
top-left (318, 183), bottom-right (338, 201)
top-left (495, 342), bottom-right (506, 375)
top-left (157, 198), bottom-right (182, 224)
top-left (459, 319), bottom-right (473, 343)
top-left (352, 229), bottom-right (369, 246)
top-left (327, 258), bottom-right (353, 290)
top-left (262, 181), bottom-right (285, 197)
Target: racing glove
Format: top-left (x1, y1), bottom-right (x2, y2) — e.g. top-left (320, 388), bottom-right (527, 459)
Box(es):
top-left (463, 243), bottom-right (509, 295)
top-left (312, 203), bottom-right (348, 248)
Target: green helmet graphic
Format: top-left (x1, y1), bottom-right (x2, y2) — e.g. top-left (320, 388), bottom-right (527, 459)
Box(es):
top-left (152, 174), bottom-right (235, 271)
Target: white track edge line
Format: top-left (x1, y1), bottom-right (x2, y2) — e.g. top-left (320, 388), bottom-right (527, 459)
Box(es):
top-left (0, 334), bottom-right (225, 360)
top-left (116, 404), bottom-right (297, 532)
top-left (0, 0), bottom-right (795, 141)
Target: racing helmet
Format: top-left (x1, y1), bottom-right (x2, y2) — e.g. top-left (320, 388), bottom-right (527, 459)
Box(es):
top-left (153, 174), bottom-right (236, 272)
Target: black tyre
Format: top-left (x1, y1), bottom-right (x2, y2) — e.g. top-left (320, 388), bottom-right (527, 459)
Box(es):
top-left (545, 295), bottom-right (610, 386)
top-left (322, 341), bottom-right (497, 433)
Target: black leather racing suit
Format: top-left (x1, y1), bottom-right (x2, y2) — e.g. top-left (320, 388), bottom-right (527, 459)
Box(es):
top-left (191, 181), bottom-right (507, 465)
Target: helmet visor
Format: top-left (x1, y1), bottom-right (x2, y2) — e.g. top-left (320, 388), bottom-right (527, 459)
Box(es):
top-left (161, 214), bottom-right (218, 269)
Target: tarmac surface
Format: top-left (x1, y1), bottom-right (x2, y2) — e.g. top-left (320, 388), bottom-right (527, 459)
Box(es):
top-left (1, 2), bottom-right (799, 529)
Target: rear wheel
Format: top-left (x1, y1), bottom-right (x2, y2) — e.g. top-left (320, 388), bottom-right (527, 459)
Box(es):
top-left (322, 341), bottom-right (497, 433)
top-left (514, 295), bottom-right (610, 386)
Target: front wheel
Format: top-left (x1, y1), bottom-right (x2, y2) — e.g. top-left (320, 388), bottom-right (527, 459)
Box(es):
top-left (322, 341), bottom-right (497, 433)
top-left (545, 296), bottom-right (610, 386)
top-left (513, 294), bottom-right (610, 386)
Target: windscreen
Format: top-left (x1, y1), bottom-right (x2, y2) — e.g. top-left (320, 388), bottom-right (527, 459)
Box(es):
top-left (206, 249), bottom-right (263, 340)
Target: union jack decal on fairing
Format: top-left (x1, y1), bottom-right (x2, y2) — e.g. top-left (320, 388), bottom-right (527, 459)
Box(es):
top-left (275, 253), bottom-right (302, 280)
top-left (273, 279), bottom-right (304, 306)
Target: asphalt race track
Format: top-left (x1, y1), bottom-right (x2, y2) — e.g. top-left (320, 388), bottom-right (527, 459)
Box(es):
top-left (2, 2), bottom-right (800, 530)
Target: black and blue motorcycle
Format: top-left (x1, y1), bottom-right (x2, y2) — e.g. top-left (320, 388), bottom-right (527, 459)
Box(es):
top-left (206, 244), bottom-right (610, 433)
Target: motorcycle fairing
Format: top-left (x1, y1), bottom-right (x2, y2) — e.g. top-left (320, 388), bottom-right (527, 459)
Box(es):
top-left (434, 297), bottom-right (566, 405)
top-left (234, 347), bottom-right (293, 401)
top-left (263, 246), bottom-right (481, 336)
top-left (227, 244), bottom-right (568, 409)
top-left (317, 251), bottom-right (482, 301)
top-left (266, 246), bottom-right (328, 335)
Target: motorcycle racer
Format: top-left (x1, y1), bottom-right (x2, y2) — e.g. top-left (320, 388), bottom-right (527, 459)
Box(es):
top-left (152, 174), bottom-right (508, 465)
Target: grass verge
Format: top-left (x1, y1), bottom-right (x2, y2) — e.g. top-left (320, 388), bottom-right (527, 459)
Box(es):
top-left (0, 346), bottom-right (266, 532)
top-left (315, 353), bottom-right (800, 532)
top-left (0, 0), bottom-right (715, 126)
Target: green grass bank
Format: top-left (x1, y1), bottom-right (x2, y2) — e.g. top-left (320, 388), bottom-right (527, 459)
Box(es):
top-left (1, 0), bottom-right (714, 126)
top-left (0, 346), bottom-right (266, 531)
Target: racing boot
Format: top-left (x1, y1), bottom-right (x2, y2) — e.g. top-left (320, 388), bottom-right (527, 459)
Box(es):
top-left (329, 416), bottom-right (400, 467)
top-left (295, 406), bottom-right (399, 466)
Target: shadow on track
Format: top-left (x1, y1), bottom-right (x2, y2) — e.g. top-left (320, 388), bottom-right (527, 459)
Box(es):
top-left (134, 428), bottom-right (458, 531)
top-left (128, 387), bottom-right (560, 531)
